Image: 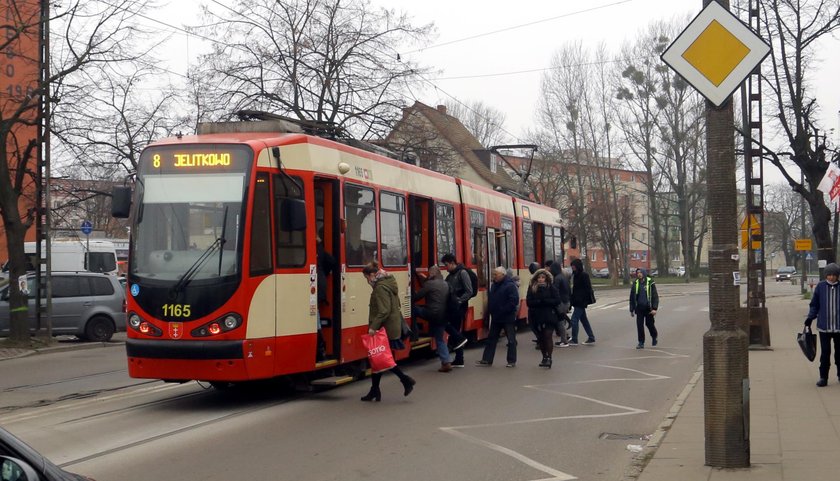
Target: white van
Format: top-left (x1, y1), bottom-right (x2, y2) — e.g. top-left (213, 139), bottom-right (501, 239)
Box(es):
top-left (22, 240), bottom-right (119, 275)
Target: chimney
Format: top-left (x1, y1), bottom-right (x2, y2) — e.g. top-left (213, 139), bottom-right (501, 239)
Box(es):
top-left (436, 105), bottom-right (447, 114)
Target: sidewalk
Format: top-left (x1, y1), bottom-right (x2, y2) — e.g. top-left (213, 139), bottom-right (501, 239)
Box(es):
top-left (632, 293), bottom-right (840, 481)
top-left (0, 332), bottom-right (125, 361)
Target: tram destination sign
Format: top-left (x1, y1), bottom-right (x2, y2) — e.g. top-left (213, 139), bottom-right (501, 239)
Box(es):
top-left (661, 1), bottom-right (770, 107)
top-left (139, 144), bottom-right (252, 175)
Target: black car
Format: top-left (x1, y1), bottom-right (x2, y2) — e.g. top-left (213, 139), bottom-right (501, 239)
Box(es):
top-left (775, 266), bottom-right (796, 282)
top-left (0, 426), bottom-right (91, 480)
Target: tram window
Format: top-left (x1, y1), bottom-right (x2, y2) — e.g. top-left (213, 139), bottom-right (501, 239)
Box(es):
top-left (470, 210), bottom-right (487, 288)
top-left (345, 184), bottom-right (377, 266)
top-left (544, 228), bottom-right (555, 263)
top-left (435, 203), bottom-right (455, 262)
top-left (274, 175), bottom-right (306, 267)
top-left (500, 217), bottom-right (513, 268)
top-left (250, 173), bottom-right (272, 275)
top-left (380, 192), bottom-right (407, 266)
top-left (522, 221), bottom-right (535, 266)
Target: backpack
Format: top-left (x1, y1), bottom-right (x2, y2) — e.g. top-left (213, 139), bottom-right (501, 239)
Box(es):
top-left (464, 268), bottom-right (479, 299)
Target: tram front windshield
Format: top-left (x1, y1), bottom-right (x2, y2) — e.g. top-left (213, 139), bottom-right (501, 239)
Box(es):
top-left (131, 145), bottom-right (251, 283)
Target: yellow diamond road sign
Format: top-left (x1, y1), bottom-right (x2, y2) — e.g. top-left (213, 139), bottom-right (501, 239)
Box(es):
top-left (661, 2), bottom-right (770, 107)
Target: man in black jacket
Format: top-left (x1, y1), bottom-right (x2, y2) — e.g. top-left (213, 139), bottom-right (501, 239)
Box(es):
top-left (629, 268), bottom-right (659, 349)
top-left (413, 266), bottom-right (454, 372)
top-left (441, 253), bottom-right (472, 367)
top-left (476, 266), bottom-right (520, 367)
top-left (569, 258), bottom-right (596, 345)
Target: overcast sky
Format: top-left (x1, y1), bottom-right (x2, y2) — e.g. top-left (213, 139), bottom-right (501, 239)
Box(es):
top-left (151, 0), bottom-right (840, 180)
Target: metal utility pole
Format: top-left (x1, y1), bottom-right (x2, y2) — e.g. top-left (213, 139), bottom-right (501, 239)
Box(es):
top-left (740, 0), bottom-right (769, 348)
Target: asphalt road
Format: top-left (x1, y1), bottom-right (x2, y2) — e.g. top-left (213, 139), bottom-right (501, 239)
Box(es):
top-left (0, 281), bottom-right (801, 481)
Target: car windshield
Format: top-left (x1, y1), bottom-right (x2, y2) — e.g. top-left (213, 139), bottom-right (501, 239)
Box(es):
top-left (778, 267), bottom-right (795, 273)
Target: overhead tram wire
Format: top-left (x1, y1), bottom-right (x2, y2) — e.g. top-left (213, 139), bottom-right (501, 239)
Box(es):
top-left (398, 0), bottom-right (635, 57)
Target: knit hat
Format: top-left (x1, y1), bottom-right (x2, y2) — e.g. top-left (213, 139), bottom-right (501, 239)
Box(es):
top-left (825, 263), bottom-right (840, 277)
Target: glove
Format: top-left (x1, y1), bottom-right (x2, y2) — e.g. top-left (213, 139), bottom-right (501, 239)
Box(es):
top-left (804, 318), bottom-right (813, 327)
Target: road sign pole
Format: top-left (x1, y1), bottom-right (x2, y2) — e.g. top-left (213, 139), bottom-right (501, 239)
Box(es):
top-left (701, 0), bottom-right (750, 468)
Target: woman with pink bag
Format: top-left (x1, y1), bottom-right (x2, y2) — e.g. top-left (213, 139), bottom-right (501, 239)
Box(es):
top-left (360, 261), bottom-right (416, 402)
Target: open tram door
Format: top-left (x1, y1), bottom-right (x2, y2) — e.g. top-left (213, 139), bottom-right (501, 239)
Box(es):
top-left (408, 195), bottom-right (435, 343)
top-left (314, 178), bottom-right (342, 363)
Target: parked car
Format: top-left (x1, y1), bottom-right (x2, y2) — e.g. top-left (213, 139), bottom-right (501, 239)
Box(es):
top-left (592, 268), bottom-right (610, 278)
top-left (0, 425), bottom-right (93, 480)
top-left (775, 266), bottom-right (796, 282)
top-left (0, 272), bottom-right (126, 342)
top-left (649, 269), bottom-right (658, 277)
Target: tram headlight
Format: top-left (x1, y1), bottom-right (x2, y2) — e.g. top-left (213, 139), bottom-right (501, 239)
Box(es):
top-left (191, 313), bottom-right (242, 337)
top-left (129, 313), bottom-right (141, 328)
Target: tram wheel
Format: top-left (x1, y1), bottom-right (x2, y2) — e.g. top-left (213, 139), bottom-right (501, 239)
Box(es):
top-left (210, 381), bottom-right (237, 391)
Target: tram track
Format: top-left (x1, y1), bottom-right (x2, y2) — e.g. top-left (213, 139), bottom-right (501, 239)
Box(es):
top-left (55, 386), bottom-right (300, 469)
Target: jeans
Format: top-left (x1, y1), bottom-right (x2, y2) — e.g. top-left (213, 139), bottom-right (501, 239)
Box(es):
top-left (635, 310), bottom-right (658, 344)
top-left (818, 331), bottom-right (840, 379)
top-left (414, 305), bottom-right (450, 364)
top-left (570, 306), bottom-right (595, 343)
top-left (445, 304), bottom-right (467, 364)
top-left (481, 320), bottom-right (517, 364)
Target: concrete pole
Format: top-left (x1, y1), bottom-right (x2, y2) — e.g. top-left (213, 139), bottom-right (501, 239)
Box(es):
top-left (702, 0), bottom-right (749, 469)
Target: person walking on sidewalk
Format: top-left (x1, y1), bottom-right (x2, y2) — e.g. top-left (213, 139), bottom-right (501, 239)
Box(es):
top-left (629, 268), bottom-right (659, 349)
top-left (413, 266), bottom-right (453, 372)
top-left (569, 258), bottom-right (596, 345)
top-left (476, 267), bottom-right (520, 367)
top-left (441, 253), bottom-right (472, 367)
top-left (804, 262), bottom-right (840, 387)
top-left (526, 268), bottom-right (561, 368)
top-left (549, 262), bottom-right (571, 348)
top-left (360, 261), bottom-right (416, 402)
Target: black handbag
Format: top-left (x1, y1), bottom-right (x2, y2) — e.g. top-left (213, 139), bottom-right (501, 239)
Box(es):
top-left (797, 326), bottom-right (817, 362)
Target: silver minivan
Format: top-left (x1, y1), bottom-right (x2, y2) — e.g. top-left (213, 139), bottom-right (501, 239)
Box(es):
top-left (0, 272), bottom-right (126, 342)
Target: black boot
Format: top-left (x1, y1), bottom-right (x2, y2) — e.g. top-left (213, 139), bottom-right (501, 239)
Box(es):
top-left (539, 357), bottom-right (551, 368)
top-left (360, 387), bottom-right (381, 402)
top-left (401, 376), bottom-right (416, 397)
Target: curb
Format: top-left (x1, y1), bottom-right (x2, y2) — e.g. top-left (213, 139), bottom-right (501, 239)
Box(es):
top-left (0, 339), bottom-right (125, 362)
top-left (621, 364), bottom-right (704, 481)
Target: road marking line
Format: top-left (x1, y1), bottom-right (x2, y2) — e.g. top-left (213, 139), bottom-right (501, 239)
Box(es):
top-left (440, 427), bottom-right (577, 481)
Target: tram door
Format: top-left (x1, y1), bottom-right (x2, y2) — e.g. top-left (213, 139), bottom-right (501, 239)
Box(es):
top-left (315, 178), bottom-right (341, 360)
top-left (408, 195), bottom-right (435, 335)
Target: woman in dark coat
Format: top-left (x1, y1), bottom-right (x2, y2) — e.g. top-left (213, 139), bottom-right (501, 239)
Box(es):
top-left (361, 261), bottom-right (416, 402)
top-left (526, 269), bottom-right (561, 368)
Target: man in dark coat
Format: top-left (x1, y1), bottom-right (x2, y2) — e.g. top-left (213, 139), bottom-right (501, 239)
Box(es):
top-left (569, 258), bottom-right (596, 345)
top-left (441, 253), bottom-right (472, 367)
top-left (629, 268), bottom-right (659, 349)
top-left (476, 266), bottom-right (520, 367)
top-left (549, 262), bottom-right (571, 347)
top-left (805, 262), bottom-right (840, 387)
top-left (413, 266), bottom-right (453, 372)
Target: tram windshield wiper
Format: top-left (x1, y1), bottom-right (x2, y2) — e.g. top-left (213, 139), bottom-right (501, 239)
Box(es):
top-left (169, 206), bottom-right (229, 298)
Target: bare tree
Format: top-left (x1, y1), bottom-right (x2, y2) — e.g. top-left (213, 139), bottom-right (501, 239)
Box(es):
top-left (764, 182), bottom-right (809, 266)
top-left (443, 99), bottom-right (509, 147)
top-left (1, 1), bottom-right (153, 346)
top-left (616, 22), bottom-right (670, 273)
top-left (191, 0), bottom-right (434, 140)
top-left (755, 0), bottom-right (840, 265)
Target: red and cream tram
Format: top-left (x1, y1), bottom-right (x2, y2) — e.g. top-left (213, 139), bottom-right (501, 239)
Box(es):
top-left (113, 119), bottom-right (563, 386)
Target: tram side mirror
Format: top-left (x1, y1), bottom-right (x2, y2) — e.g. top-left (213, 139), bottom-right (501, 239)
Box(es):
top-left (112, 186), bottom-right (132, 218)
top-left (280, 198), bottom-right (307, 231)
